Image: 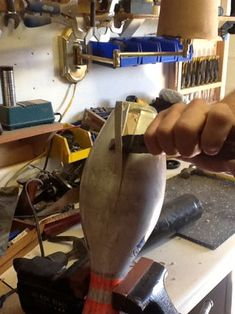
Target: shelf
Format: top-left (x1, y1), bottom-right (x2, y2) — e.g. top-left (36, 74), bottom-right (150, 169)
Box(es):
top-left (219, 16), bottom-right (235, 22)
top-left (0, 123), bottom-right (65, 168)
top-left (179, 82), bottom-right (222, 95)
top-left (0, 123), bottom-right (64, 145)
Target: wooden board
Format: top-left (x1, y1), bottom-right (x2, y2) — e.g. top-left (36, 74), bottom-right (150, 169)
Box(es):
top-left (0, 281), bottom-right (24, 314)
top-left (0, 123), bottom-right (65, 168)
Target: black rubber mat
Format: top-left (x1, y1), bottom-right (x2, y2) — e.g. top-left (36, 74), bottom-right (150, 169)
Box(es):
top-left (164, 174), bottom-right (235, 250)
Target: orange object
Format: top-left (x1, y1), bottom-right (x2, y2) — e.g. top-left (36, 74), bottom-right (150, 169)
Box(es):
top-left (83, 272), bottom-right (121, 314)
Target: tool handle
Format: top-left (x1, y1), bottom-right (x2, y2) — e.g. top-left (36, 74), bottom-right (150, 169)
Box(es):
top-left (120, 134), bottom-right (235, 160)
top-left (26, 1), bottom-right (60, 15)
top-left (23, 15), bottom-right (51, 27)
top-left (6, 0), bottom-right (16, 12)
top-left (90, 0), bottom-right (96, 27)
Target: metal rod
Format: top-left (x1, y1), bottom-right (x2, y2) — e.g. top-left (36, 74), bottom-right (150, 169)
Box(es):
top-left (116, 51), bottom-right (183, 57)
top-left (80, 53), bottom-right (114, 65)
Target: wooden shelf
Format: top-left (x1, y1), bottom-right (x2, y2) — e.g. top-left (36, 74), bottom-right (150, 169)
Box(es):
top-left (0, 123), bottom-right (64, 145)
top-left (219, 16), bottom-right (235, 22)
top-left (179, 82), bottom-right (222, 95)
top-left (0, 123), bottom-right (65, 168)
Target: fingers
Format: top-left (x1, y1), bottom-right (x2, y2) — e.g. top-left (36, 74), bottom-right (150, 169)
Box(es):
top-left (145, 99), bottom-right (235, 162)
top-left (145, 99), bottom-right (208, 156)
top-left (144, 108), bottom-right (169, 155)
top-left (173, 99), bottom-right (209, 156)
top-left (200, 102), bottom-right (235, 155)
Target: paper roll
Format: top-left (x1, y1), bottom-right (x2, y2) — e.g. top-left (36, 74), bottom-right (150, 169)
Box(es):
top-left (157, 0), bottom-right (218, 40)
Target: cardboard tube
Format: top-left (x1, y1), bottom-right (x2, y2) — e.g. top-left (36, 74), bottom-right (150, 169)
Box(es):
top-left (157, 0), bottom-right (218, 40)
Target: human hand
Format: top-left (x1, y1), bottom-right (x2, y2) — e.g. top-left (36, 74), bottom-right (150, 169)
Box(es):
top-left (144, 99), bottom-right (235, 175)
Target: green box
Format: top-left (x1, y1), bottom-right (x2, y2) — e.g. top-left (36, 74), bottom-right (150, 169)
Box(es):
top-left (0, 99), bottom-right (55, 130)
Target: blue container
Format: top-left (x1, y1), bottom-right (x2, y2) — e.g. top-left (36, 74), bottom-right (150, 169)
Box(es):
top-left (89, 36), bottom-right (194, 67)
top-left (89, 41), bottom-right (119, 59)
top-left (112, 38), bottom-right (142, 67)
top-left (154, 37), bottom-right (178, 63)
top-left (129, 37), bottom-right (160, 64)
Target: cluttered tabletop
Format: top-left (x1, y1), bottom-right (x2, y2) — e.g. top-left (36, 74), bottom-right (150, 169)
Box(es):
top-left (1, 159), bottom-right (235, 314)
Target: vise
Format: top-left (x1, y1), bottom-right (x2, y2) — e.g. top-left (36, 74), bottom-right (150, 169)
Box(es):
top-left (112, 257), bottom-right (213, 314)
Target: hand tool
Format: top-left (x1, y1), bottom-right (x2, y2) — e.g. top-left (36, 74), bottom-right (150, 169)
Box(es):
top-left (179, 164), bottom-right (235, 183)
top-left (109, 133), bottom-right (235, 161)
top-left (25, 1), bottom-right (60, 15)
top-left (219, 21), bottom-right (235, 39)
top-left (4, 0), bottom-right (20, 28)
top-left (23, 14), bottom-right (52, 27)
top-left (42, 212), bottom-right (81, 239)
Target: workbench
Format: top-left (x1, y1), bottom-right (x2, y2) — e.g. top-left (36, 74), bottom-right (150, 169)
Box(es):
top-left (1, 225), bottom-right (234, 314)
top-left (0, 164), bottom-right (234, 314)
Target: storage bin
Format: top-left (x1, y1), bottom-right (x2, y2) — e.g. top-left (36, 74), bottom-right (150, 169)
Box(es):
top-left (50, 125), bottom-right (93, 163)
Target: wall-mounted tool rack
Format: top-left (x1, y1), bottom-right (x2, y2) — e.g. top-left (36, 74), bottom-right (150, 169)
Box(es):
top-left (168, 37), bottom-right (230, 102)
top-left (77, 37), bottom-right (193, 68)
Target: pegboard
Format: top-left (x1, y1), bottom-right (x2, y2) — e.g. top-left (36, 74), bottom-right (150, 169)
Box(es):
top-left (0, 15), bottom-right (168, 123)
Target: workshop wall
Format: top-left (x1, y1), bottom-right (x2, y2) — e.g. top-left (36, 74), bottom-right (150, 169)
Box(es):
top-left (0, 18), bottom-right (168, 184)
top-left (0, 21), bottom-right (168, 123)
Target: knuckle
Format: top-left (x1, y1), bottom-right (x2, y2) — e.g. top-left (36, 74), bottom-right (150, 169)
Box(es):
top-left (188, 98), bottom-right (207, 109)
top-left (157, 126), bottom-right (171, 140)
top-left (174, 120), bottom-right (195, 138)
top-left (208, 109), bottom-right (232, 125)
top-left (170, 102), bottom-right (186, 112)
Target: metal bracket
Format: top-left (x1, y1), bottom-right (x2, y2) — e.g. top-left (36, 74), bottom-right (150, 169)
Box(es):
top-left (59, 28), bottom-right (88, 83)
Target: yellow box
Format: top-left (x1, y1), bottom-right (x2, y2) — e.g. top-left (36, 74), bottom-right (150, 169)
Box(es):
top-left (50, 125), bottom-right (93, 163)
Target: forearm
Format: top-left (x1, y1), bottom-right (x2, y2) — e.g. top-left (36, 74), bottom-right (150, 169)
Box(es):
top-left (222, 90), bottom-right (235, 115)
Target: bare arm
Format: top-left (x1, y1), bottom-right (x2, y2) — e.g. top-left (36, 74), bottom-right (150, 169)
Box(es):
top-left (222, 90), bottom-right (235, 114)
